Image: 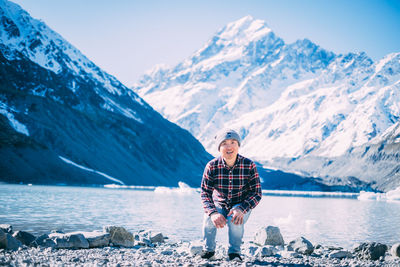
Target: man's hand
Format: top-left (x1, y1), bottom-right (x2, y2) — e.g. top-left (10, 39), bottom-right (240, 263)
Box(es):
top-left (227, 208), bottom-right (244, 225)
top-left (210, 212), bottom-right (227, 228)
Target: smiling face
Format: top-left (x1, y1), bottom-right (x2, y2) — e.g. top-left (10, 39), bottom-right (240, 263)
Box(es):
top-left (219, 139), bottom-right (239, 166)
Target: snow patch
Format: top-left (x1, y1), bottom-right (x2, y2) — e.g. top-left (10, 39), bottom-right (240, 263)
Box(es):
top-left (59, 156), bottom-right (125, 185)
top-left (0, 104), bottom-right (29, 136)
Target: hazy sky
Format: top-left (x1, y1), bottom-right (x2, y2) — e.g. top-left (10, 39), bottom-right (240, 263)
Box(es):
top-left (11, 0), bottom-right (400, 86)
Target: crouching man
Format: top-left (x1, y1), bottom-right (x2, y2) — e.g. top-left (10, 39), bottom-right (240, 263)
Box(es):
top-left (200, 129), bottom-right (262, 261)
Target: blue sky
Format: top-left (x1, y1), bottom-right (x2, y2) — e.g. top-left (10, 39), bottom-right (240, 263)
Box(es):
top-left (11, 0), bottom-right (400, 86)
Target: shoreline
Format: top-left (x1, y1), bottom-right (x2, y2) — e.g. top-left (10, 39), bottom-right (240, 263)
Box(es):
top-left (1, 224), bottom-right (400, 266)
top-left (2, 241), bottom-right (400, 267)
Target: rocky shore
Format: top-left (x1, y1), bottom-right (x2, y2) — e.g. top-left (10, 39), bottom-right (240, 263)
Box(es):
top-left (1, 224), bottom-right (400, 266)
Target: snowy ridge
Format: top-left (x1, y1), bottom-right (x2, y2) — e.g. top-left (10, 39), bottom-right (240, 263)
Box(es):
top-left (134, 16), bottom-right (400, 187)
top-left (0, 0), bottom-right (123, 95)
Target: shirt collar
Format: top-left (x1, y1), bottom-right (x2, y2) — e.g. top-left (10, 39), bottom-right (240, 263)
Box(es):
top-left (219, 154), bottom-right (242, 168)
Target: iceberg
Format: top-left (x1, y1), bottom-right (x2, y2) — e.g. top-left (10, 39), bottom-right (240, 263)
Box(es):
top-left (358, 186), bottom-right (400, 202)
top-left (154, 182), bottom-right (199, 195)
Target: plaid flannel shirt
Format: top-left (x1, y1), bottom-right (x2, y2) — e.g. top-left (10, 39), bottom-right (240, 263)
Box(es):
top-left (201, 154), bottom-right (262, 215)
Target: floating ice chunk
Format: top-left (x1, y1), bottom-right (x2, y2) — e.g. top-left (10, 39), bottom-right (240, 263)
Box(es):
top-left (274, 214), bottom-right (293, 225)
top-left (386, 186), bottom-right (400, 201)
top-left (358, 187), bottom-right (400, 202)
top-left (357, 191), bottom-right (383, 201)
top-left (154, 182), bottom-right (198, 195)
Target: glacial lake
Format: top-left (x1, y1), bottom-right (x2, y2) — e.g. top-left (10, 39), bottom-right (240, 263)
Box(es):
top-left (1, 184), bottom-right (400, 250)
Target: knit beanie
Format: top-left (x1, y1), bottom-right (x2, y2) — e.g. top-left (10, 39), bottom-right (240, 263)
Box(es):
top-left (215, 129), bottom-right (241, 151)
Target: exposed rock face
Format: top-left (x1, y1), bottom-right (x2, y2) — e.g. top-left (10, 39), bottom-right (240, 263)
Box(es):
top-left (135, 15), bottom-right (400, 192)
top-left (0, 0), bottom-right (212, 187)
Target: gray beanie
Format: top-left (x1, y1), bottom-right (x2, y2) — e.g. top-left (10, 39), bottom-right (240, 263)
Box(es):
top-left (215, 129), bottom-right (241, 151)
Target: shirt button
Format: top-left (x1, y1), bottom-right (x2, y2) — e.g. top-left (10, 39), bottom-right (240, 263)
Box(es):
top-left (230, 180), bottom-right (232, 183)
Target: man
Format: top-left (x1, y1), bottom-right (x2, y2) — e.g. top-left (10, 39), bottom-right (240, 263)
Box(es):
top-left (200, 129), bottom-right (262, 261)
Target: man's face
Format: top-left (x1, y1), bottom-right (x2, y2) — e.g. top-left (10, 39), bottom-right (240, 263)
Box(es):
top-left (219, 139), bottom-right (239, 162)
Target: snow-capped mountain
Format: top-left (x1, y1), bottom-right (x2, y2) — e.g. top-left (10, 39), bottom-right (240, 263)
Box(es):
top-left (0, 0), bottom-right (211, 186)
top-left (134, 16), bottom-right (400, 191)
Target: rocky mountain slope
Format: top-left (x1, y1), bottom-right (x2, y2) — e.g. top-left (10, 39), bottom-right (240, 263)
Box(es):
top-left (134, 16), bottom-right (400, 191)
top-left (0, 0), bottom-right (211, 186)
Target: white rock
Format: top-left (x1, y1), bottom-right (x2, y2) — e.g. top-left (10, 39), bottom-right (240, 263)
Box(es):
top-left (391, 243), bottom-right (400, 257)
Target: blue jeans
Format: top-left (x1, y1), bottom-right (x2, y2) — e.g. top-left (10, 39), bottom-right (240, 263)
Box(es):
top-left (202, 205), bottom-right (251, 254)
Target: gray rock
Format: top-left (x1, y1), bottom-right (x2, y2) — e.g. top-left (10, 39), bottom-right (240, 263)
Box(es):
top-left (189, 244), bottom-right (203, 256)
top-left (150, 232), bottom-right (164, 243)
top-left (48, 233), bottom-right (89, 249)
top-left (353, 242), bottom-right (388, 261)
top-left (258, 245), bottom-right (278, 257)
top-left (254, 226), bottom-right (284, 246)
top-left (31, 234), bottom-right (56, 248)
top-left (391, 243), bottom-right (400, 257)
top-left (0, 229), bottom-right (22, 250)
top-left (0, 224), bottom-right (13, 234)
top-left (83, 231), bottom-right (110, 248)
top-left (287, 237), bottom-right (314, 255)
top-left (161, 250), bottom-right (173, 255)
top-left (12, 231), bottom-right (36, 246)
top-left (103, 226), bottom-right (135, 247)
top-left (329, 250), bottom-right (353, 259)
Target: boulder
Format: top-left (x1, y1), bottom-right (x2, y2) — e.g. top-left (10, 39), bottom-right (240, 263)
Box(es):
top-left (103, 226), bottom-right (134, 247)
top-left (287, 237), bottom-right (314, 255)
top-left (329, 250), bottom-right (353, 259)
top-left (0, 224), bottom-right (13, 234)
top-left (31, 234), bottom-right (56, 248)
top-left (48, 233), bottom-right (89, 249)
top-left (12, 231), bottom-right (36, 246)
top-left (254, 226), bottom-right (284, 246)
top-left (391, 243), bottom-right (400, 258)
top-left (0, 229), bottom-right (22, 250)
top-left (353, 242), bottom-right (388, 261)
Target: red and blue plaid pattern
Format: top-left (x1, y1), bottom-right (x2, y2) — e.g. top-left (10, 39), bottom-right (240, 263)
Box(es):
top-left (201, 154), bottom-right (262, 215)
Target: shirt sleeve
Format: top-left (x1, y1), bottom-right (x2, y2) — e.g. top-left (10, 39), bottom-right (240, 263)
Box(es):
top-left (236, 162), bottom-right (262, 213)
top-left (200, 162), bottom-right (218, 215)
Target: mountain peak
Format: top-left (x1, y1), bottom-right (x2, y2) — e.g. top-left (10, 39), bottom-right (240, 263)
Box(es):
top-left (217, 15), bottom-right (272, 44)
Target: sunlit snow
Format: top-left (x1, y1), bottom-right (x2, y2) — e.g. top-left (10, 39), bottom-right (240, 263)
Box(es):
top-left (59, 156), bottom-right (125, 185)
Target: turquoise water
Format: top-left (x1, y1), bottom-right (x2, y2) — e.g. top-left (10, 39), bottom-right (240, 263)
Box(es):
top-left (1, 184), bottom-right (400, 249)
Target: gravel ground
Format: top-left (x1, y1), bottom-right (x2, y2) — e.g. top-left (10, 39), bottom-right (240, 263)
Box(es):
top-left (1, 241), bottom-right (400, 267)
